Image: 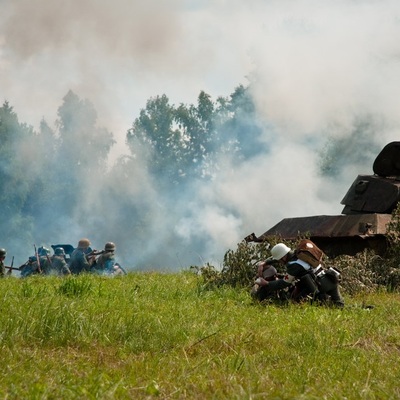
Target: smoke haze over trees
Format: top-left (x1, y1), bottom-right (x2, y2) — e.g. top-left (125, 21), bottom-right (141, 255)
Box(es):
top-left (0, 85), bottom-right (269, 269)
top-left (0, 82), bottom-right (395, 269)
top-left (1, 1), bottom-right (400, 269)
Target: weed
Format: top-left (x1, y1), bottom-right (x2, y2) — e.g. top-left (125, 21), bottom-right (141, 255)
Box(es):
top-left (57, 275), bottom-right (94, 297)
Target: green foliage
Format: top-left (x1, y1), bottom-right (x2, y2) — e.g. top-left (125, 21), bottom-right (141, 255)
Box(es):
top-left (0, 101), bottom-right (36, 245)
top-left (126, 85), bottom-right (266, 185)
top-left (57, 275), bottom-right (94, 297)
top-left (1, 84), bottom-right (266, 267)
top-left (127, 94), bottom-right (184, 184)
top-left (334, 203), bottom-right (400, 294)
top-left (0, 93), bottom-right (116, 253)
top-left (54, 90), bottom-right (115, 213)
top-left (220, 241), bottom-right (272, 287)
top-left (203, 203), bottom-right (400, 295)
top-left (197, 237), bottom-right (293, 289)
top-left (386, 201), bottom-right (400, 259)
top-left (57, 90), bottom-right (115, 166)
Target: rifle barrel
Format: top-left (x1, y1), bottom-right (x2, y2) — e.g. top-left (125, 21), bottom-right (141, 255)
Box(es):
top-left (5, 266), bottom-right (21, 271)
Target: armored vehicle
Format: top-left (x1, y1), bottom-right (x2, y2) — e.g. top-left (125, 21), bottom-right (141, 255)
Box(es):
top-left (248, 141), bottom-right (400, 257)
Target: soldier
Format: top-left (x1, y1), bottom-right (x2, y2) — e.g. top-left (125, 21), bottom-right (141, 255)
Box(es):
top-left (20, 256), bottom-right (41, 277)
top-left (93, 242), bottom-right (126, 276)
top-left (0, 248), bottom-right (6, 277)
top-left (69, 238), bottom-right (95, 274)
top-left (260, 243), bottom-right (344, 307)
top-left (43, 247), bottom-right (71, 276)
top-left (37, 246), bottom-right (51, 269)
top-left (251, 261), bottom-right (289, 303)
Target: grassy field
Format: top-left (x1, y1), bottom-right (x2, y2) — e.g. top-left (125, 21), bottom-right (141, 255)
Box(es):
top-left (0, 272), bottom-right (399, 399)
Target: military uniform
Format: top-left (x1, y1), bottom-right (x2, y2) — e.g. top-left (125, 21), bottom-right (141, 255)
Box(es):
top-left (70, 248), bottom-right (92, 274)
top-left (0, 249), bottom-right (6, 277)
top-left (43, 254), bottom-right (71, 276)
top-left (69, 238), bottom-right (93, 274)
top-left (93, 252), bottom-right (116, 274)
top-left (92, 242), bottom-right (125, 275)
top-left (251, 262), bottom-right (290, 302)
top-left (265, 249), bottom-right (344, 307)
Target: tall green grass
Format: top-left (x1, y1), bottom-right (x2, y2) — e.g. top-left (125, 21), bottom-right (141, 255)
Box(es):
top-left (0, 272), bottom-right (399, 399)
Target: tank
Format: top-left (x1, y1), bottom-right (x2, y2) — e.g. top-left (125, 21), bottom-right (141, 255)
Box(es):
top-left (247, 141), bottom-right (400, 257)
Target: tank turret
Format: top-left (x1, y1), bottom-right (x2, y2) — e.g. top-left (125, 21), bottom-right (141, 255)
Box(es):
top-left (341, 141), bottom-right (400, 215)
top-left (247, 142), bottom-right (400, 257)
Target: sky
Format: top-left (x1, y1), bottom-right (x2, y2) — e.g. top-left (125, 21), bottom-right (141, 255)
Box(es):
top-left (1, 0), bottom-right (400, 269)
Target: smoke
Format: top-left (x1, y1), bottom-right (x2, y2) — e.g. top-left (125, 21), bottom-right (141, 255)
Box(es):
top-left (1, 0), bottom-right (400, 269)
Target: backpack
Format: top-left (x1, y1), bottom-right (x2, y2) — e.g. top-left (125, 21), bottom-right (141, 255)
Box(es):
top-left (295, 239), bottom-right (324, 268)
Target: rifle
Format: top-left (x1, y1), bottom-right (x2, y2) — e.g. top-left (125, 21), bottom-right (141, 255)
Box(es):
top-left (34, 244), bottom-right (42, 273)
top-left (86, 249), bottom-right (106, 257)
top-left (86, 250), bottom-right (106, 265)
top-left (5, 256), bottom-right (19, 274)
top-left (114, 262), bottom-right (127, 275)
top-left (4, 266), bottom-right (19, 271)
top-left (18, 257), bottom-right (35, 271)
top-left (84, 249), bottom-right (105, 269)
top-left (45, 253), bottom-right (53, 272)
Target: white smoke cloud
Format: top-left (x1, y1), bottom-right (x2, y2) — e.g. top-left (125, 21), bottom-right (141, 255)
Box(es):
top-left (1, 0), bottom-right (400, 268)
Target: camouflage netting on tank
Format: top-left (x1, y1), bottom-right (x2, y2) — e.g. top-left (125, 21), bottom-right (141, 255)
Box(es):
top-left (196, 203), bottom-right (400, 294)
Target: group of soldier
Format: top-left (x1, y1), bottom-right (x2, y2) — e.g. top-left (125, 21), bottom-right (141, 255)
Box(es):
top-left (251, 240), bottom-right (345, 307)
top-left (0, 238), bottom-right (126, 278)
top-left (1, 235), bottom-right (343, 306)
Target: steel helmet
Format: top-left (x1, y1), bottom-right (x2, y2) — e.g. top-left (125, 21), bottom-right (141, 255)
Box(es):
top-left (0, 248), bottom-right (6, 257)
top-left (104, 242), bottom-right (116, 251)
top-left (78, 238), bottom-right (91, 248)
top-left (38, 246), bottom-right (51, 256)
top-left (54, 247), bottom-right (65, 256)
top-left (271, 243), bottom-right (291, 260)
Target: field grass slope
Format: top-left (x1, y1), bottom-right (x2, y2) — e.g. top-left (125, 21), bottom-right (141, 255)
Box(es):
top-left (0, 272), bottom-right (399, 399)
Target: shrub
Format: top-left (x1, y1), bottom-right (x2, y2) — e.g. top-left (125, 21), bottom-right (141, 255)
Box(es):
top-left (200, 204), bottom-right (400, 294)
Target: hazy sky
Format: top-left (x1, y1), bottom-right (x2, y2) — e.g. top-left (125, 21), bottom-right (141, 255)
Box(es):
top-left (1, 0), bottom-right (400, 268)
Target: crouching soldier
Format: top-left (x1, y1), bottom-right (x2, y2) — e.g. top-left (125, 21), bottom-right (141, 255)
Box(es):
top-left (21, 246), bottom-right (50, 276)
top-left (251, 259), bottom-right (290, 303)
top-left (312, 264), bottom-right (344, 307)
top-left (92, 242), bottom-right (126, 276)
top-left (259, 242), bottom-right (344, 307)
top-left (70, 238), bottom-right (94, 274)
top-left (43, 247), bottom-right (71, 276)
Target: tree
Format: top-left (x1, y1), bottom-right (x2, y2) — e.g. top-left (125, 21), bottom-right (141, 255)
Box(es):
top-left (217, 85), bottom-right (266, 160)
top-left (0, 101), bottom-right (37, 247)
top-left (53, 90), bottom-right (115, 214)
top-left (127, 94), bottom-right (184, 185)
top-left (126, 85), bottom-right (267, 187)
top-left (57, 90), bottom-right (115, 173)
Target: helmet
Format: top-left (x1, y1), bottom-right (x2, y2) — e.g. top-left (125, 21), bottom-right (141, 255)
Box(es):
top-left (78, 238), bottom-right (91, 248)
top-left (0, 248), bottom-right (6, 257)
top-left (38, 246), bottom-right (50, 256)
top-left (54, 247), bottom-right (65, 256)
top-left (271, 243), bottom-right (291, 260)
top-left (104, 242), bottom-right (116, 251)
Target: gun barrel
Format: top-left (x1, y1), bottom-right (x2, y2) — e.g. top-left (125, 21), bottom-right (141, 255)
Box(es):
top-left (5, 266), bottom-right (21, 271)
top-left (87, 250), bottom-right (105, 257)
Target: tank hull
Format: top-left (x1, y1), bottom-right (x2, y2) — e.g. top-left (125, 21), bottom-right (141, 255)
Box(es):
top-left (247, 142), bottom-right (400, 257)
top-left (262, 213), bottom-right (392, 257)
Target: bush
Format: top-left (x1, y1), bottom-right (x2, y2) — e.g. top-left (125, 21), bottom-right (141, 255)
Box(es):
top-left (200, 204), bottom-right (400, 294)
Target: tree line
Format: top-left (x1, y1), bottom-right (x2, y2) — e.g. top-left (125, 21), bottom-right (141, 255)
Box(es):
top-left (0, 85), bottom-right (266, 266)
